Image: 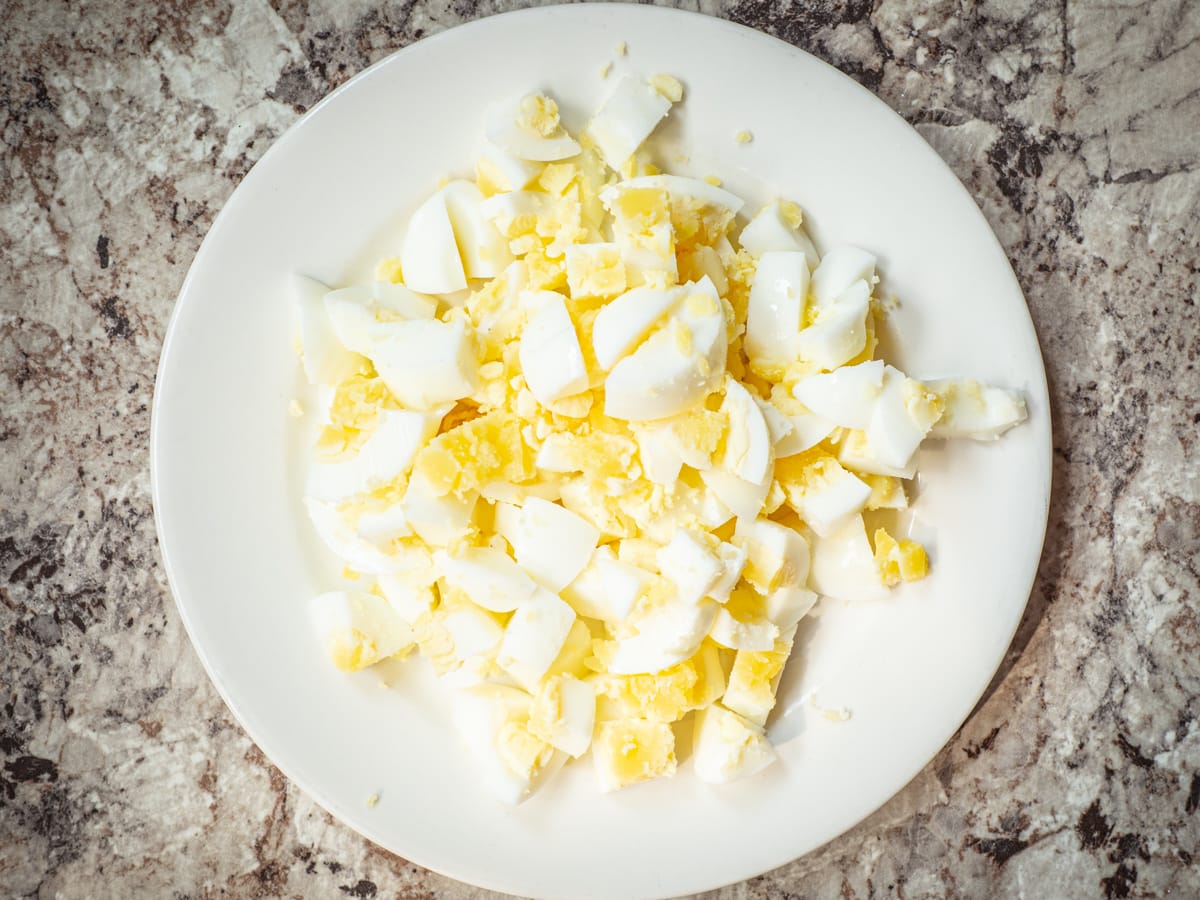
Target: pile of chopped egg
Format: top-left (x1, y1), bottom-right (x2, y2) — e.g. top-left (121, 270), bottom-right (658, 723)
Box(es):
top-left (295, 75), bottom-right (1028, 803)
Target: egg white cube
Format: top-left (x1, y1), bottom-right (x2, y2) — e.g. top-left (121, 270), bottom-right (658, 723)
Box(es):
top-left (794, 280), bottom-right (870, 371)
top-left (792, 360), bottom-right (885, 431)
top-left (401, 475), bottom-right (478, 548)
top-left (293, 273), bottom-right (363, 386)
top-left (864, 366), bottom-right (942, 469)
top-left (435, 546), bottom-right (539, 613)
top-left (738, 200), bottom-right (819, 269)
top-left (926, 378), bottom-right (1028, 439)
top-left (562, 544), bottom-right (648, 623)
top-left (498, 587), bottom-right (577, 690)
top-left (710, 541), bottom-right (748, 605)
top-left (755, 397), bottom-right (795, 449)
top-left (775, 411), bottom-right (837, 457)
top-left (306, 408), bottom-right (442, 502)
top-left (486, 92), bottom-right (582, 162)
top-left (709, 607), bottom-right (779, 651)
top-left (452, 684), bottom-right (552, 805)
top-left (766, 585), bottom-right (819, 631)
top-left (376, 575), bottom-right (436, 625)
top-left (519, 293), bottom-right (589, 406)
top-left (305, 498), bottom-right (420, 575)
top-left (691, 704), bottom-right (778, 784)
top-left (837, 429), bottom-right (919, 479)
top-left (604, 289), bottom-right (726, 422)
top-left (400, 189), bottom-right (468, 294)
top-left (809, 513), bottom-right (888, 601)
top-left (698, 468), bottom-right (771, 521)
top-left (634, 427), bottom-right (685, 486)
top-left (495, 497), bottom-right (600, 591)
top-left (745, 251), bottom-right (809, 367)
top-left (785, 459), bottom-right (871, 537)
top-left (657, 529), bottom-right (723, 604)
top-left (311, 590), bottom-right (414, 671)
top-left (586, 76), bottom-right (674, 169)
top-left (608, 597), bottom-right (718, 675)
top-left (591, 286), bottom-right (678, 370)
top-left (811, 245), bottom-right (876, 309)
top-left (355, 504), bottom-right (412, 545)
top-left (370, 317), bottom-right (477, 410)
top-left (720, 379), bottom-right (775, 485)
top-left (323, 281), bottom-right (438, 355)
top-left (479, 139), bottom-right (542, 191)
top-left (529, 674), bottom-right (596, 758)
top-left (734, 518), bottom-right (811, 593)
top-left (442, 179), bottom-right (514, 280)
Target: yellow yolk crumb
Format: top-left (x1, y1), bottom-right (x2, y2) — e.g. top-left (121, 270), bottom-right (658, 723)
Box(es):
top-left (649, 73), bottom-right (684, 103)
top-left (873, 528), bottom-right (929, 585)
top-left (735, 130), bottom-right (753, 144)
top-left (412, 410), bottom-right (534, 498)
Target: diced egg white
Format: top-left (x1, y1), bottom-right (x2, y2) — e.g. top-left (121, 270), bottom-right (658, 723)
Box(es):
top-left (766, 585), bottom-right (818, 631)
top-left (591, 286), bottom-right (678, 369)
top-left (794, 279), bottom-right (870, 371)
top-left (774, 411), bottom-right (837, 457)
top-left (738, 200), bottom-right (819, 269)
top-left (293, 273), bottom-right (362, 385)
top-left (452, 684), bottom-right (552, 805)
top-left (518, 292), bottom-right (589, 406)
top-left (709, 606), bottom-right (779, 651)
top-left (323, 282), bottom-right (438, 355)
top-left (691, 703), bottom-right (777, 784)
top-left (809, 513), bottom-right (888, 601)
top-left (656, 529), bottom-right (723, 604)
top-left (792, 360), bottom-right (885, 430)
top-left (529, 675), bottom-right (596, 758)
top-left (634, 427), bottom-right (685, 486)
top-left (586, 75), bottom-right (674, 169)
top-left (401, 475), bottom-right (478, 547)
top-left (864, 366), bottom-right (943, 469)
top-left (699, 468), bottom-right (771, 521)
top-left (400, 189), bottom-right (468, 294)
top-left (783, 457), bottom-right (871, 537)
top-left (562, 544), bottom-right (649, 623)
top-left (811, 245), bottom-right (876, 309)
top-left (435, 546), bottom-right (538, 612)
top-left (376, 574), bottom-right (437, 625)
top-left (311, 590), bottom-right (415, 672)
top-left (745, 251), bottom-right (809, 366)
top-left (734, 518), bottom-right (811, 593)
top-left (305, 498), bottom-right (418, 575)
top-left (497, 586), bottom-right (577, 690)
top-left (306, 408), bottom-right (442, 502)
top-left (927, 378), bottom-right (1028, 439)
top-left (486, 93), bottom-right (582, 162)
top-left (608, 597), bottom-right (718, 675)
top-left (370, 317), bottom-right (477, 410)
top-left (495, 497), bottom-right (600, 591)
top-left (442, 179), bottom-right (514, 279)
top-left (479, 139), bottom-right (542, 191)
top-left (720, 379), bottom-right (774, 485)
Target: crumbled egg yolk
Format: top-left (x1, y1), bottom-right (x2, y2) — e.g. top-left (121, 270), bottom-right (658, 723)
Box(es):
top-left (296, 78), bottom-right (1025, 802)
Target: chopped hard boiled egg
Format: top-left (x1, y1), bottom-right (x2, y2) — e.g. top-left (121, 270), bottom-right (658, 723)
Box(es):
top-left (293, 78), bottom-right (1029, 804)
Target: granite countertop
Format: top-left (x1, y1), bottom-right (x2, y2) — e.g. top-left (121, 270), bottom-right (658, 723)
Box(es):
top-left (3, 0), bottom-right (1198, 896)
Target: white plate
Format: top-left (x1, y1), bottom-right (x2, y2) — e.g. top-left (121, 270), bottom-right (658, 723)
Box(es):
top-left (152, 6), bottom-right (1051, 898)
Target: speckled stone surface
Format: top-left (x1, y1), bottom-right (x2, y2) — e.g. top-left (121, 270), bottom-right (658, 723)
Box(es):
top-left (2, 0), bottom-right (1198, 896)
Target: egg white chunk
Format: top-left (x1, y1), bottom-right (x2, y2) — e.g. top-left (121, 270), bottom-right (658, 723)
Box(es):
top-left (323, 282), bottom-right (438, 356)
top-left (606, 175), bottom-right (745, 217)
top-left (486, 93), bottom-right (582, 162)
top-left (562, 544), bottom-right (649, 623)
top-left (865, 366), bottom-right (942, 469)
top-left (793, 360), bottom-right (885, 431)
top-left (355, 504), bottom-right (412, 545)
top-left (498, 587), bottom-right (577, 690)
top-left (720, 379), bottom-right (775, 485)
top-left (774, 411), bottom-right (837, 457)
top-left (634, 427), bottom-right (685, 486)
top-left (766, 585), bottom-right (819, 631)
top-left (738, 201), bottom-right (819, 269)
top-left (586, 76), bottom-right (674, 169)
top-left (376, 575), bottom-right (436, 625)
top-left (442, 179), bottom-right (514, 280)
top-left (306, 498), bottom-right (419, 575)
top-left (809, 513), bottom-right (888, 601)
top-left (745, 250), bottom-right (809, 366)
top-left (608, 597), bottom-right (718, 675)
top-left (306, 408), bottom-right (443, 502)
top-left (811, 245), bottom-right (876, 309)
top-left (452, 685), bottom-right (547, 805)
top-left (699, 468), bottom-right (771, 521)
top-left (311, 590), bottom-right (415, 668)
top-left (479, 139), bottom-right (542, 191)
top-left (401, 474), bottom-right (477, 547)
top-left (710, 542), bottom-right (748, 604)
top-left (400, 189), bottom-right (468, 294)
top-left (369, 317), bottom-right (477, 410)
top-left (591, 286), bottom-right (679, 370)
top-left (531, 674), bottom-right (596, 758)
top-left (435, 546), bottom-right (539, 613)
top-left (734, 518), bottom-right (811, 593)
top-left (794, 279), bottom-right (870, 371)
top-left (709, 606), bottom-right (779, 651)
top-left (604, 284), bottom-right (726, 421)
top-left (657, 530), bottom-right (723, 604)
top-left (836, 430), bottom-right (919, 479)
top-left (691, 704), bottom-right (777, 784)
top-left (293, 273), bottom-right (362, 386)
top-left (519, 293), bottom-right (589, 406)
top-left (927, 378), bottom-right (1028, 439)
top-left (496, 497), bottom-right (600, 592)
top-left (786, 458), bottom-right (872, 537)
